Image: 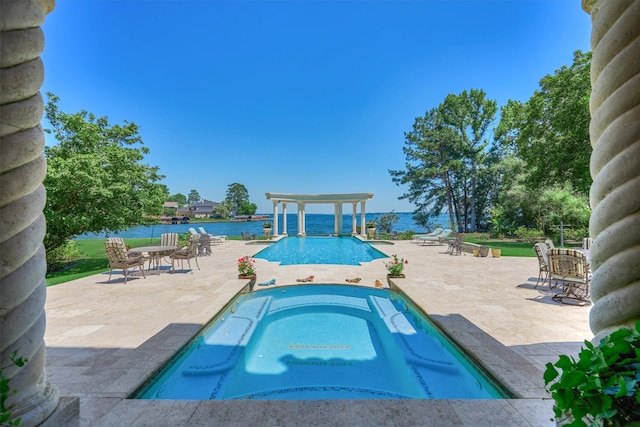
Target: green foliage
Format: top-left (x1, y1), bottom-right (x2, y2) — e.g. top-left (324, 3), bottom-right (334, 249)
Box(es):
top-left (1, 351), bottom-right (29, 426)
top-left (377, 211), bottom-right (399, 234)
top-left (214, 200), bottom-right (232, 218)
top-left (390, 89), bottom-right (499, 233)
top-left (238, 201), bottom-right (257, 216)
top-left (225, 183), bottom-right (250, 216)
top-left (544, 321), bottom-right (640, 426)
top-left (385, 254), bottom-right (408, 276)
top-left (168, 193), bottom-right (187, 207)
top-left (514, 226), bottom-right (544, 242)
top-left (187, 190), bottom-right (201, 205)
top-left (496, 50), bottom-right (592, 197)
top-left (43, 93), bottom-right (168, 257)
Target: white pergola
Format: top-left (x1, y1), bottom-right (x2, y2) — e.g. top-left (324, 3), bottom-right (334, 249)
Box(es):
top-left (265, 192), bottom-right (374, 236)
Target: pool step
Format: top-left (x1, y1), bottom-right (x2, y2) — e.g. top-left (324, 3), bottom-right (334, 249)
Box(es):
top-left (268, 294), bottom-right (371, 314)
top-left (369, 296), bottom-right (456, 372)
top-left (182, 296), bottom-right (272, 376)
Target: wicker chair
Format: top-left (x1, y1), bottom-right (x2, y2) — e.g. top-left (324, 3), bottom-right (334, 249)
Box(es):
top-left (104, 241), bottom-right (146, 283)
top-left (533, 242), bottom-right (550, 288)
top-left (447, 233), bottom-right (465, 255)
top-left (198, 233), bottom-right (212, 256)
top-left (547, 248), bottom-right (591, 305)
top-left (170, 233), bottom-right (200, 272)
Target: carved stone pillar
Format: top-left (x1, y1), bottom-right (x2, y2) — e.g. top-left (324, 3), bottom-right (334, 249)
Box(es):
top-left (0, 0), bottom-right (59, 425)
top-left (583, 0), bottom-right (640, 342)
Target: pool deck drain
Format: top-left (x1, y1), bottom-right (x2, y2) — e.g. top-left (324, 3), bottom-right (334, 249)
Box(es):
top-left (44, 239), bottom-right (590, 426)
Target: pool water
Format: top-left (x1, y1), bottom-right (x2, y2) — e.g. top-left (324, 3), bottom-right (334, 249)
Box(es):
top-left (253, 236), bottom-right (387, 265)
top-left (135, 285), bottom-right (507, 400)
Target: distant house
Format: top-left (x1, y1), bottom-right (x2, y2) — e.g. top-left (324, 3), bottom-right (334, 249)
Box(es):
top-left (182, 199), bottom-right (220, 219)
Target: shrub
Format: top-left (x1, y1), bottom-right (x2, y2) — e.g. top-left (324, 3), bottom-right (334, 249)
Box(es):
top-left (544, 321), bottom-right (640, 426)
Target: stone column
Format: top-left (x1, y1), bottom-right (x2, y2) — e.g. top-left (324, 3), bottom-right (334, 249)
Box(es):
top-left (272, 201), bottom-right (279, 237)
top-left (583, 0), bottom-right (640, 342)
top-left (0, 0), bottom-right (60, 425)
top-left (360, 201), bottom-right (366, 236)
top-left (351, 203), bottom-right (357, 235)
top-left (282, 202), bottom-right (288, 236)
top-left (333, 203), bottom-right (339, 235)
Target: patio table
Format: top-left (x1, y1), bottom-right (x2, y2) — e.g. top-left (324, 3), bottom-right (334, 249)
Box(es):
top-left (129, 245), bottom-right (177, 272)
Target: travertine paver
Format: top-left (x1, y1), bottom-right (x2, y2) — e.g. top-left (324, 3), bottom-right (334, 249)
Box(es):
top-left (44, 239), bottom-right (591, 426)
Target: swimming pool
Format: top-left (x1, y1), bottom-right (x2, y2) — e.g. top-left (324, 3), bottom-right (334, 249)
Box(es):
top-left (135, 285), bottom-right (507, 400)
top-left (253, 236), bottom-right (387, 265)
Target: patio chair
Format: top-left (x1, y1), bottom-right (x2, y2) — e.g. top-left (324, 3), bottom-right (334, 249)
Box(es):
top-left (198, 233), bottom-right (212, 256)
top-left (411, 228), bottom-right (443, 243)
top-left (533, 242), bottom-right (550, 288)
top-left (447, 233), bottom-right (465, 255)
top-left (545, 239), bottom-right (555, 250)
top-left (197, 226), bottom-right (226, 244)
top-left (159, 233), bottom-right (179, 261)
top-left (170, 233), bottom-right (200, 272)
top-left (107, 236), bottom-right (144, 259)
top-left (417, 229), bottom-right (452, 246)
top-left (104, 241), bottom-right (146, 284)
top-left (547, 248), bottom-right (591, 305)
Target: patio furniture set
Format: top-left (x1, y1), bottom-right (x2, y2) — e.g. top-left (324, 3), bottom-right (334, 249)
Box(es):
top-left (534, 238), bottom-right (592, 305)
top-left (103, 227), bottom-right (227, 283)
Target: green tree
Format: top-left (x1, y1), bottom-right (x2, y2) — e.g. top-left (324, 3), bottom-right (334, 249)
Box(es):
top-left (391, 89), bottom-right (499, 232)
top-left (225, 183), bottom-right (250, 216)
top-left (213, 200), bottom-right (232, 218)
top-left (168, 193), bottom-right (187, 207)
top-left (377, 211), bottom-right (399, 234)
top-left (187, 190), bottom-right (201, 205)
top-left (43, 93), bottom-right (168, 256)
top-left (496, 50), bottom-right (592, 196)
top-left (238, 201), bottom-right (258, 216)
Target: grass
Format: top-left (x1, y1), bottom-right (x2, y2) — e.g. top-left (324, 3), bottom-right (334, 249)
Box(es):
top-left (465, 234), bottom-right (537, 257)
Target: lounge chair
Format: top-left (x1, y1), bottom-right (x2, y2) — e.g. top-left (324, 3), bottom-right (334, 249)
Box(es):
top-left (547, 248), bottom-right (591, 305)
top-left (197, 226), bottom-right (226, 244)
top-left (411, 228), bottom-right (443, 243)
top-left (417, 229), bottom-right (452, 246)
top-left (170, 233), bottom-right (200, 272)
top-left (104, 241), bottom-right (146, 283)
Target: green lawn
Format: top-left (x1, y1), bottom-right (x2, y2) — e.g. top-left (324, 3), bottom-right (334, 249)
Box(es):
top-left (464, 235), bottom-right (536, 257)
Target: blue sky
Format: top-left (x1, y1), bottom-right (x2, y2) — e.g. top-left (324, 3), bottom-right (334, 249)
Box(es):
top-left (41, 0), bottom-right (591, 214)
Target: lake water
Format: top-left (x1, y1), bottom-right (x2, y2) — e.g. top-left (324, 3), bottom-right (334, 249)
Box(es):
top-left (76, 212), bottom-right (449, 240)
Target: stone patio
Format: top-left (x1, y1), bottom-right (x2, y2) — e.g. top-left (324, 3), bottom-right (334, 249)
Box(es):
top-left (43, 239), bottom-right (592, 426)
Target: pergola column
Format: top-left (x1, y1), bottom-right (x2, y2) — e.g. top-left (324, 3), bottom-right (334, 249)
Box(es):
top-left (333, 203), bottom-right (339, 235)
top-left (351, 203), bottom-right (358, 235)
top-left (583, 0), bottom-right (640, 342)
top-left (0, 0), bottom-right (60, 425)
top-left (360, 201), bottom-right (366, 236)
top-left (272, 201), bottom-right (279, 237)
top-left (282, 202), bottom-right (288, 236)
top-left (297, 202), bottom-right (306, 236)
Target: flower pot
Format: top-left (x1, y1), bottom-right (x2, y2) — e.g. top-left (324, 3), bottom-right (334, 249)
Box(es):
top-left (387, 274), bottom-right (405, 279)
top-left (473, 249), bottom-right (480, 257)
top-left (238, 274), bottom-right (256, 280)
top-left (264, 228), bottom-right (271, 238)
top-left (367, 228), bottom-right (376, 239)
top-left (491, 248), bottom-right (501, 258)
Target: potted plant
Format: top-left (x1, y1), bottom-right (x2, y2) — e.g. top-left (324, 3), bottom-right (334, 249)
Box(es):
top-left (366, 220), bottom-right (377, 239)
top-left (385, 254), bottom-right (408, 278)
top-left (544, 320), bottom-right (640, 426)
top-left (237, 256), bottom-right (256, 279)
top-left (263, 222), bottom-right (272, 238)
